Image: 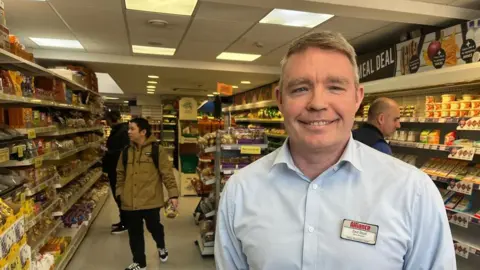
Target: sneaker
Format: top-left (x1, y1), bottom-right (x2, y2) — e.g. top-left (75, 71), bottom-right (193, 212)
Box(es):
top-left (111, 221), bottom-right (122, 229)
top-left (111, 225), bottom-right (127, 235)
top-left (158, 248), bottom-right (168, 262)
top-left (125, 263), bottom-right (146, 270)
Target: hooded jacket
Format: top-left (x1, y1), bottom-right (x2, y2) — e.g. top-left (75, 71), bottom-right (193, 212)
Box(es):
top-left (116, 135), bottom-right (179, 211)
top-left (102, 122), bottom-right (130, 174)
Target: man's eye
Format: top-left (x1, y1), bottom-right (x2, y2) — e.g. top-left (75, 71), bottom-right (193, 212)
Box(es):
top-left (329, 86), bottom-right (345, 91)
top-left (292, 87), bottom-right (308, 93)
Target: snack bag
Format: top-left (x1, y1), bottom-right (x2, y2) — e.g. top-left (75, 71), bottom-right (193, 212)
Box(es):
top-left (164, 201), bottom-right (178, 219)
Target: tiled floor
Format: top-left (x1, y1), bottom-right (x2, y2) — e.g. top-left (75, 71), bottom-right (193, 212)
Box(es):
top-left (66, 196), bottom-right (216, 270)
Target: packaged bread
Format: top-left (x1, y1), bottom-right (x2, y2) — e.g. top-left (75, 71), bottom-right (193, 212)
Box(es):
top-left (427, 130), bottom-right (440, 144)
top-left (471, 100), bottom-right (480, 109)
top-left (460, 101), bottom-right (471, 110)
top-left (444, 131), bottom-right (456, 146)
top-left (442, 94), bottom-right (456, 103)
top-left (420, 130), bottom-right (431, 143)
top-left (450, 101), bottom-right (460, 110)
top-left (441, 103), bottom-right (450, 110)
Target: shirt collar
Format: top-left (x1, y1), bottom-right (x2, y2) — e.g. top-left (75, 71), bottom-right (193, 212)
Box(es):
top-left (271, 135), bottom-right (363, 172)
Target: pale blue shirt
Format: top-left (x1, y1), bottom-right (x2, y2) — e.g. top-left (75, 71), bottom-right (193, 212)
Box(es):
top-left (215, 137), bottom-right (456, 270)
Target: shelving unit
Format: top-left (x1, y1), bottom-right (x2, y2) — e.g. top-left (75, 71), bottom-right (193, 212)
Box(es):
top-left (55, 158), bottom-right (101, 188)
top-left (47, 139), bottom-right (105, 161)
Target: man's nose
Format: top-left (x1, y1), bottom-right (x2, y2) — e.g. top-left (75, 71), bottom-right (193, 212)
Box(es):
top-left (307, 87), bottom-right (328, 111)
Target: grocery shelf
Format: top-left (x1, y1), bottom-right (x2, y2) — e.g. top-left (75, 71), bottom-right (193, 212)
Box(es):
top-left (221, 144), bottom-right (269, 150)
top-left (355, 117), bottom-right (460, 124)
top-left (0, 93), bottom-right (90, 112)
top-left (40, 126), bottom-right (104, 136)
top-left (54, 192), bottom-right (109, 270)
top-left (55, 158), bottom-right (101, 188)
top-left (204, 146), bottom-right (216, 153)
top-left (163, 115), bottom-right (177, 119)
top-left (163, 146), bottom-right (175, 150)
top-left (163, 138), bottom-right (175, 142)
top-left (429, 174), bottom-right (480, 191)
top-left (25, 174), bottom-right (59, 196)
top-left (222, 100), bottom-right (277, 112)
top-left (163, 123), bottom-right (177, 126)
top-left (453, 234), bottom-right (480, 258)
top-left (0, 48), bottom-right (98, 96)
top-left (389, 140), bottom-right (450, 152)
top-left (25, 198), bottom-right (60, 231)
top-left (447, 208), bottom-right (480, 227)
top-left (266, 133), bottom-right (288, 138)
top-left (235, 118), bottom-right (284, 123)
top-left (47, 139), bottom-right (105, 161)
top-left (196, 234), bottom-right (214, 256)
top-left (52, 171), bottom-right (102, 217)
top-left (0, 150), bottom-right (59, 167)
top-left (29, 219), bottom-right (63, 254)
top-left (15, 126), bottom-right (57, 136)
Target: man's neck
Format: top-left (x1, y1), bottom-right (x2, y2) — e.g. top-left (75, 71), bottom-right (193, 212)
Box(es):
top-left (366, 121), bottom-right (385, 138)
top-left (289, 139), bottom-right (349, 180)
top-left (134, 137), bottom-right (147, 148)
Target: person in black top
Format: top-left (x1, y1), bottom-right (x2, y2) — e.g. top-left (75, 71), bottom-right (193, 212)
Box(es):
top-left (102, 110), bottom-right (130, 234)
top-left (353, 97), bottom-right (400, 155)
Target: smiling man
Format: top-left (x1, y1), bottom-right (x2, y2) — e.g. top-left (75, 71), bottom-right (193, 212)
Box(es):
top-left (215, 32), bottom-right (455, 270)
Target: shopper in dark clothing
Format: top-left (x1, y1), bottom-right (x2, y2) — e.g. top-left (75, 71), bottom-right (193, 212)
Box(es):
top-left (102, 110), bottom-right (130, 234)
top-left (353, 97), bottom-right (400, 155)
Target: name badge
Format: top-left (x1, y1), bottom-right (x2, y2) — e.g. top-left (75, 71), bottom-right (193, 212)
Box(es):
top-left (340, 219), bottom-right (379, 245)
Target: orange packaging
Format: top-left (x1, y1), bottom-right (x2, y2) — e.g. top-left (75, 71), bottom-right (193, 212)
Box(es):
top-left (450, 101), bottom-right (460, 110)
top-left (460, 101), bottom-right (472, 110)
top-left (434, 103), bottom-right (442, 110)
top-left (459, 110), bottom-right (469, 117)
top-left (471, 100), bottom-right (480, 109)
top-left (441, 110), bottom-right (449, 118)
top-left (7, 108), bottom-right (32, 128)
top-left (428, 130), bottom-right (441, 144)
top-left (442, 94), bottom-right (456, 103)
top-left (425, 96), bottom-right (435, 104)
top-left (433, 111), bottom-right (441, 118)
top-left (441, 103), bottom-right (450, 110)
top-left (469, 109), bottom-right (480, 117)
top-left (425, 111), bottom-right (434, 118)
top-left (450, 110), bottom-right (459, 117)
top-left (425, 103), bottom-right (434, 111)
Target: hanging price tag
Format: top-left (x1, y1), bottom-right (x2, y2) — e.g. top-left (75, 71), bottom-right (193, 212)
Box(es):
top-left (448, 212), bottom-right (471, 228)
top-left (454, 242), bottom-right (469, 259)
top-left (27, 129), bottom-right (36, 139)
top-left (0, 148), bottom-right (9, 163)
top-left (418, 117), bottom-right (426, 123)
top-left (34, 157), bottom-right (43, 168)
top-left (240, 145), bottom-right (261, 155)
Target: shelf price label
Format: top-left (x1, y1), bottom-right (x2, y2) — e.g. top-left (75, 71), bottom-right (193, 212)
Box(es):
top-left (448, 212), bottom-right (471, 228)
top-left (447, 179), bottom-right (474, 195)
top-left (448, 147), bottom-right (475, 161)
top-left (34, 157), bottom-right (43, 168)
top-left (0, 148), bottom-right (9, 163)
top-left (27, 129), bottom-right (36, 139)
top-left (240, 145), bottom-right (261, 155)
top-left (454, 242), bottom-right (469, 259)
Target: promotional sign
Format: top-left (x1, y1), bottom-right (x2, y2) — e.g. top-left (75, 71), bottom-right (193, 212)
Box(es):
top-left (358, 18), bottom-right (480, 83)
top-left (179, 98), bottom-right (198, 121)
top-left (217, 82), bottom-right (233, 96)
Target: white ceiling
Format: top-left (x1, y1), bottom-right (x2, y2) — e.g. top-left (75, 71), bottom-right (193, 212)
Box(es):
top-left (4, 0), bottom-right (480, 98)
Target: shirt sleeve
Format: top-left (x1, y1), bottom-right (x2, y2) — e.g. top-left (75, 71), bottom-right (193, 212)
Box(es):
top-left (403, 172), bottom-right (456, 270)
top-left (372, 141), bottom-right (392, 155)
top-left (215, 180), bottom-right (249, 270)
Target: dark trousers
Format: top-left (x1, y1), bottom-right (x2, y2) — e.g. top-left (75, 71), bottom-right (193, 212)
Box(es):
top-left (107, 171), bottom-right (126, 226)
top-left (124, 208), bottom-right (165, 267)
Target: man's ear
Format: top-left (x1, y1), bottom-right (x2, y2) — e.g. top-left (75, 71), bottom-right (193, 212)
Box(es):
top-left (355, 85), bottom-right (364, 108)
top-left (378, 114), bottom-right (385, 125)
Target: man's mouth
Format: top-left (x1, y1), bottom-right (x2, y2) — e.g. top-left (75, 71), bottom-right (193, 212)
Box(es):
top-left (298, 119), bottom-right (338, 126)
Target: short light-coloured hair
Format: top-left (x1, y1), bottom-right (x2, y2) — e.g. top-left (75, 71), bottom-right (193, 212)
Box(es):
top-left (279, 31), bottom-right (359, 90)
top-left (367, 97), bottom-right (398, 121)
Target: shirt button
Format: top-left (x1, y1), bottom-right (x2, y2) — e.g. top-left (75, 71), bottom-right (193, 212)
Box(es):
top-left (312, 184), bottom-right (318, 190)
top-left (308, 226), bottom-right (314, 233)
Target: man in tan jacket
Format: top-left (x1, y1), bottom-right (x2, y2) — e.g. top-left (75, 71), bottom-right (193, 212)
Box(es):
top-left (116, 117), bottom-right (179, 270)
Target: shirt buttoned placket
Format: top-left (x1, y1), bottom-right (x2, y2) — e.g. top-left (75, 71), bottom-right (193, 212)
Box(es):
top-left (301, 165), bottom-right (341, 270)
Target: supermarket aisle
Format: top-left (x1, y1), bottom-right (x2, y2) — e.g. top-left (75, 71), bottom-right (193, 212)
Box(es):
top-left (66, 196), bottom-right (216, 270)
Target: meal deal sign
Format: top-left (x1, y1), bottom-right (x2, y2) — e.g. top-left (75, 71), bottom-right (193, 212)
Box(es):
top-left (358, 18), bottom-right (480, 83)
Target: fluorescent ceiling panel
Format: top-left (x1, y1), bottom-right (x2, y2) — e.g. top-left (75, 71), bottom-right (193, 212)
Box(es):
top-left (103, 96), bottom-right (119, 100)
top-left (217, 52), bottom-right (261, 62)
top-left (132, 45), bottom-right (176, 56)
top-left (241, 81), bottom-right (251, 84)
top-left (232, 85), bottom-right (239, 89)
top-left (147, 81), bottom-right (158, 84)
top-left (125, 0), bottom-right (197, 16)
top-left (260, 9), bottom-right (333, 28)
top-left (96, 73), bottom-right (124, 94)
top-left (147, 85), bottom-right (156, 89)
top-left (148, 75), bottom-right (159, 79)
top-left (30, 37), bottom-right (84, 49)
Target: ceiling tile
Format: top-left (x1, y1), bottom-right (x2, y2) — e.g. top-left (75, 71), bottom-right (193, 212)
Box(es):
top-left (255, 44), bottom-right (289, 66)
top-left (183, 18), bottom-right (254, 43)
top-left (310, 17), bottom-right (392, 37)
top-left (228, 24), bottom-right (310, 54)
top-left (450, 0), bottom-right (480, 9)
top-left (175, 40), bottom-right (227, 61)
top-left (48, 0), bottom-right (130, 55)
top-left (195, 1), bottom-right (270, 23)
top-left (126, 10), bottom-right (191, 50)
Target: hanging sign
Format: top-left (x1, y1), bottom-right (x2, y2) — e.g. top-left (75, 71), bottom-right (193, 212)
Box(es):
top-left (217, 82), bottom-right (233, 96)
top-left (179, 98), bottom-right (198, 121)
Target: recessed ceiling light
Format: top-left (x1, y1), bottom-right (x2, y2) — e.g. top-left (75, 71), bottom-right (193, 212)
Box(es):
top-left (30, 37), bottom-right (84, 49)
top-left (132, 45), bottom-right (175, 56)
top-left (241, 81), bottom-right (251, 84)
top-left (148, 75), bottom-right (159, 79)
top-left (126, 0), bottom-right (197, 16)
top-left (259, 9), bottom-right (333, 28)
top-left (213, 92), bottom-right (219, 95)
top-left (232, 85), bottom-right (239, 89)
top-left (147, 81), bottom-right (158, 84)
top-left (124, 101), bottom-right (129, 103)
top-left (147, 92), bottom-right (155, 95)
top-left (102, 96), bottom-right (119, 100)
top-left (147, 85), bottom-right (156, 89)
top-left (207, 94), bottom-right (214, 97)
top-left (216, 52), bottom-right (261, 62)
